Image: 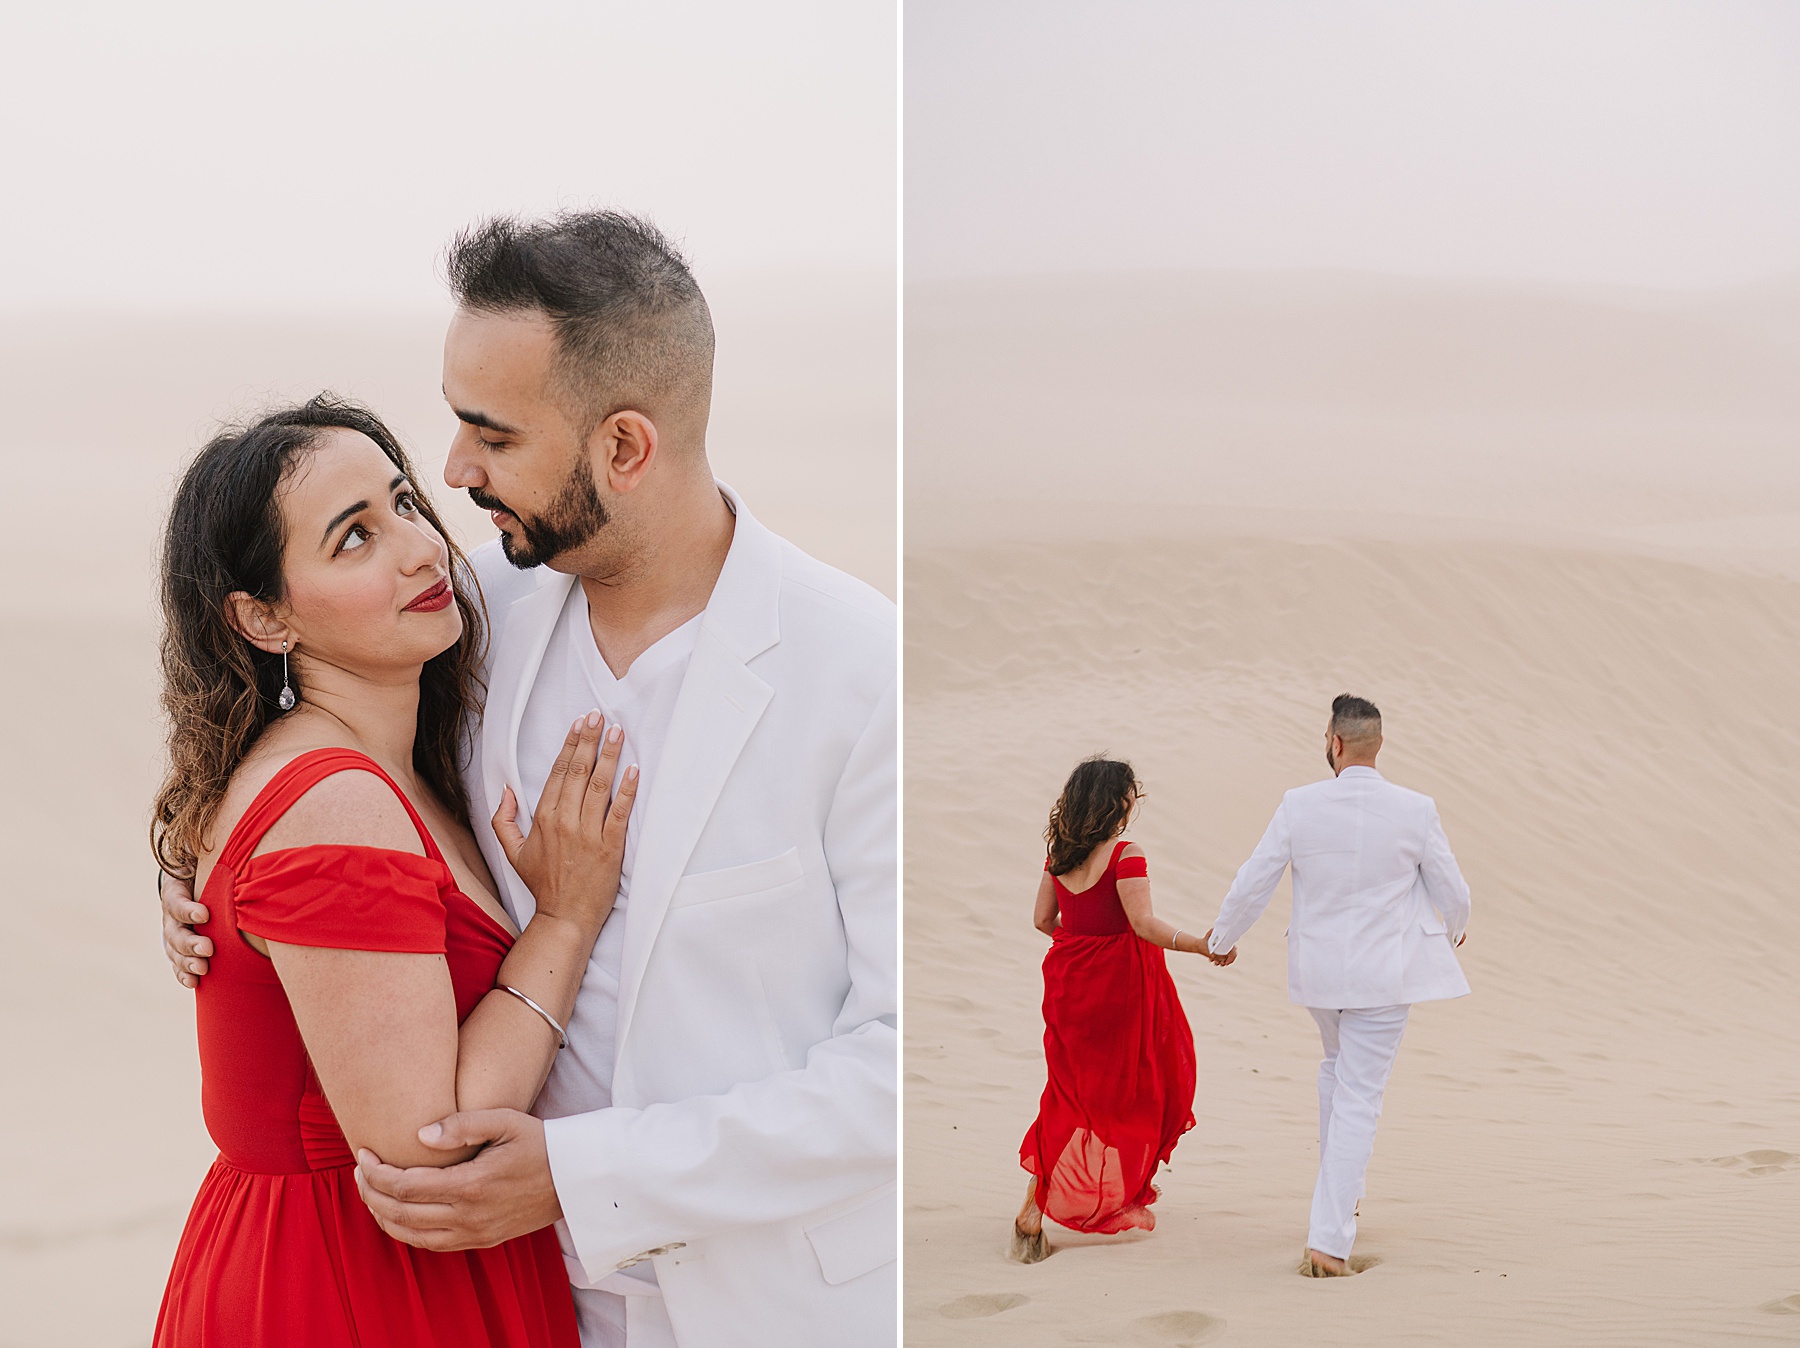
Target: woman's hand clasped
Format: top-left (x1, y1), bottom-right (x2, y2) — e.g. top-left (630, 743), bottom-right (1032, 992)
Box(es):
top-left (1200, 927), bottom-right (1237, 967)
top-left (493, 712), bottom-right (638, 933)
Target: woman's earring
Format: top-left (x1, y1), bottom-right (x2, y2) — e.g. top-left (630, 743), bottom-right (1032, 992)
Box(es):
top-left (278, 640), bottom-right (296, 711)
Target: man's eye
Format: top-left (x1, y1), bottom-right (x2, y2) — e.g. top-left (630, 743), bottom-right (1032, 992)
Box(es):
top-left (339, 524), bottom-right (369, 552)
top-left (477, 435), bottom-right (504, 451)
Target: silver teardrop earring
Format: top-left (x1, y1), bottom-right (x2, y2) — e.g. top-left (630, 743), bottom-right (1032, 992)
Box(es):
top-left (278, 640), bottom-right (297, 711)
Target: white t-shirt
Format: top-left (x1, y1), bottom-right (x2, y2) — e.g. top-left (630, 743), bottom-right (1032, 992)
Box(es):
top-left (514, 579), bottom-right (700, 1314)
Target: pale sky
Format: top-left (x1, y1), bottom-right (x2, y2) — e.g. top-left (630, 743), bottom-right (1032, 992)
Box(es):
top-left (907, 0), bottom-right (1800, 289)
top-left (0, 1), bottom-right (895, 311)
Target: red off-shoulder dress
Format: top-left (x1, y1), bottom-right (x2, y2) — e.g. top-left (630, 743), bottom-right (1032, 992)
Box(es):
top-left (154, 748), bottom-right (578, 1348)
top-left (1020, 841), bottom-right (1197, 1233)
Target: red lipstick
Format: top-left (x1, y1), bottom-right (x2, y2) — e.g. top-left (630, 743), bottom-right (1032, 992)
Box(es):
top-left (403, 578), bottom-right (454, 613)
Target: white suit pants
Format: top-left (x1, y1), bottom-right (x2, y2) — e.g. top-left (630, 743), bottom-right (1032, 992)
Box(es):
top-left (1305, 1004), bottom-right (1410, 1259)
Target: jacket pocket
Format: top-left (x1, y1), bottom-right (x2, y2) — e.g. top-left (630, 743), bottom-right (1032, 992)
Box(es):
top-left (804, 1186), bottom-right (896, 1286)
top-left (667, 847), bottom-right (805, 910)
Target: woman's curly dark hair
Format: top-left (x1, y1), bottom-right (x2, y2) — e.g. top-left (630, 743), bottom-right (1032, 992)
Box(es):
top-left (1044, 756), bottom-right (1142, 876)
top-left (151, 394), bottom-right (486, 876)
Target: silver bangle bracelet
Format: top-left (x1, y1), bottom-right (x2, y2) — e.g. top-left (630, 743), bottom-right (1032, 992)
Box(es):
top-left (497, 984), bottom-right (568, 1049)
top-left (1170, 929), bottom-right (1185, 952)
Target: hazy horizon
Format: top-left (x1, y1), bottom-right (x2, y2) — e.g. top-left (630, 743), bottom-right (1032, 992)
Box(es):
top-left (908, 0), bottom-right (1800, 290)
top-left (905, 261), bottom-right (1800, 300)
top-left (3, 1), bottom-right (895, 312)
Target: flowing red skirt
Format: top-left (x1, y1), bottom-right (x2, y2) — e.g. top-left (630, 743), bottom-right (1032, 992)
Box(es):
top-left (1020, 930), bottom-right (1197, 1233)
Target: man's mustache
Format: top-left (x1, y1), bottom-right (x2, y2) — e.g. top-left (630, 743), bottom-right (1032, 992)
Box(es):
top-left (467, 487), bottom-right (516, 517)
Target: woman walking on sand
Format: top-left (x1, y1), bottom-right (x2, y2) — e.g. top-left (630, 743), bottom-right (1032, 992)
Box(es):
top-left (1012, 757), bottom-right (1223, 1262)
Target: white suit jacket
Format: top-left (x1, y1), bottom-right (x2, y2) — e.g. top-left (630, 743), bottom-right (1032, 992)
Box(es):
top-left (1209, 766), bottom-right (1471, 1009)
top-left (464, 487), bottom-right (896, 1347)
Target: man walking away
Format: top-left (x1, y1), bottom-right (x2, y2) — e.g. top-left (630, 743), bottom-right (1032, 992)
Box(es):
top-left (1201, 695), bottom-right (1470, 1276)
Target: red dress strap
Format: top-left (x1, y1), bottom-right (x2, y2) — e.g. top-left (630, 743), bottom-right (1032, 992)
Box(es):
top-left (220, 748), bottom-right (443, 869)
top-left (221, 748), bottom-right (452, 955)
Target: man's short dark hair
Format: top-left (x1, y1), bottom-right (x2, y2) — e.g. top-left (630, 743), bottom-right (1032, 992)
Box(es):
top-left (445, 210), bottom-right (715, 439)
top-left (1330, 694), bottom-right (1382, 744)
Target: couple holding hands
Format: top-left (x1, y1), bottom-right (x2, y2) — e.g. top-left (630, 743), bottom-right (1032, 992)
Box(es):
top-left (1016, 695), bottom-right (1471, 1277)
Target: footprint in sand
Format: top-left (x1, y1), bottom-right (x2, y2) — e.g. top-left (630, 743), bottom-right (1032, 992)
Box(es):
top-left (1738, 1149), bottom-right (1799, 1175)
top-left (939, 1292), bottom-right (1029, 1320)
top-left (1133, 1310), bottom-right (1225, 1344)
top-left (1348, 1254), bottom-right (1383, 1273)
top-left (1699, 1149), bottom-right (1799, 1176)
top-left (1761, 1294), bottom-right (1800, 1315)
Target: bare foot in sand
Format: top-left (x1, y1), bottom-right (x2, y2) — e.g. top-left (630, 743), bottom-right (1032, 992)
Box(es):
top-left (1300, 1247), bottom-right (1352, 1277)
top-left (1011, 1178), bottom-right (1050, 1263)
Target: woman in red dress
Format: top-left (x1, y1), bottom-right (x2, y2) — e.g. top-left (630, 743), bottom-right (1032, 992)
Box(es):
top-left (1013, 757), bottom-right (1228, 1262)
top-left (150, 397), bottom-right (634, 1346)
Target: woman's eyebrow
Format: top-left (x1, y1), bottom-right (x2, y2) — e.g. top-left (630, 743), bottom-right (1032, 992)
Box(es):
top-left (319, 476), bottom-right (407, 547)
top-left (320, 500), bottom-right (369, 546)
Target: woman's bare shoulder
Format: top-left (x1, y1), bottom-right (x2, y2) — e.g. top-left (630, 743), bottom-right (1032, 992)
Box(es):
top-left (253, 770), bottom-right (423, 859)
top-left (205, 725), bottom-right (423, 865)
top-left (1119, 841), bottom-right (1146, 859)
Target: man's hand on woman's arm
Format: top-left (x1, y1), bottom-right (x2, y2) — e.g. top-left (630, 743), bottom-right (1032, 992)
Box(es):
top-left (354, 1110), bottom-right (563, 1252)
top-left (160, 872), bottom-right (212, 987)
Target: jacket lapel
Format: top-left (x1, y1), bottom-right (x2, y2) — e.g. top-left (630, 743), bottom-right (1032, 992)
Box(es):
top-left (480, 569), bottom-right (578, 925)
top-left (613, 487), bottom-right (783, 1064)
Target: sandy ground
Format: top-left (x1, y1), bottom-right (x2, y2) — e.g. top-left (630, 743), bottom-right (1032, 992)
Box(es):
top-left (903, 272), bottom-right (1800, 1346)
top-left (0, 270), bottom-right (892, 1348)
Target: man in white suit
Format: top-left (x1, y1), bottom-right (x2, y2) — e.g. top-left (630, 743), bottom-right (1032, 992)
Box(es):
top-left (1202, 695), bottom-right (1468, 1277)
top-left (161, 212), bottom-right (895, 1346)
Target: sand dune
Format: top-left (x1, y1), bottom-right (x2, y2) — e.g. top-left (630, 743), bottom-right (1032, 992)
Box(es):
top-left (907, 270), bottom-right (1800, 574)
top-left (0, 271), bottom-right (892, 1348)
top-left (904, 273), bottom-right (1800, 1345)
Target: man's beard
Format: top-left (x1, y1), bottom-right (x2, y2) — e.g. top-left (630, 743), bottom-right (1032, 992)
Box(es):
top-left (469, 458), bottom-right (610, 570)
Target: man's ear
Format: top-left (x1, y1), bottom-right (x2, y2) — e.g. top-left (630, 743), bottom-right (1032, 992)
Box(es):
top-left (225, 592), bottom-right (292, 654)
top-left (593, 410), bottom-right (659, 493)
